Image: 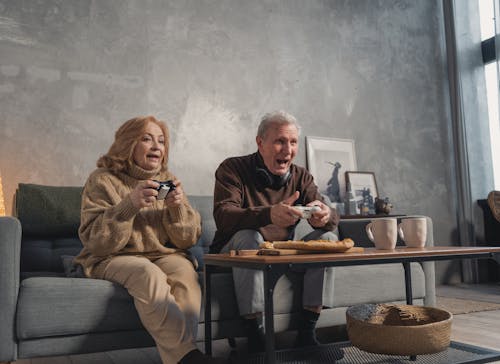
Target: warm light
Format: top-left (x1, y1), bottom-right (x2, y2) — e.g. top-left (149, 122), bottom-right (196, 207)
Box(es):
top-left (0, 171), bottom-right (5, 216)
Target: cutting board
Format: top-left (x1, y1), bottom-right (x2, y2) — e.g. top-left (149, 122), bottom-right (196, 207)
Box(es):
top-left (258, 246), bottom-right (365, 256)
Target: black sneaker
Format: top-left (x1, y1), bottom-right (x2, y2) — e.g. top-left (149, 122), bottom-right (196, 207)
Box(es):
top-left (244, 317), bottom-right (266, 353)
top-left (294, 329), bottom-right (321, 348)
top-left (294, 309), bottom-right (321, 348)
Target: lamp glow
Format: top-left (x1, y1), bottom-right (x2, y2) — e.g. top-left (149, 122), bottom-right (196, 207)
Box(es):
top-left (0, 172), bottom-right (5, 216)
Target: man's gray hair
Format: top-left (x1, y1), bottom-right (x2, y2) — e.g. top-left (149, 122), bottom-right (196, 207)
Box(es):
top-left (257, 110), bottom-right (301, 138)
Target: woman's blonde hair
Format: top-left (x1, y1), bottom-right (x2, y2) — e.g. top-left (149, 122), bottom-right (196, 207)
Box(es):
top-left (97, 115), bottom-right (170, 174)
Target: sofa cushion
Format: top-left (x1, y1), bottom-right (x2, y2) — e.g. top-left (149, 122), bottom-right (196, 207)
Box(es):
top-left (188, 195), bottom-right (216, 270)
top-left (16, 271), bottom-right (311, 340)
top-left (188, 195), bottom-right (215, 249)
top-left (16, 277), bottom-right (143, 340)
top-left (331, 262), bottom-right (426, 306)
top-left (207, 270), bottom-right (307, 321)
top-left (21, 237), bottom-right (83, 275)
top-left (16, 184), bottom-right (83, 237)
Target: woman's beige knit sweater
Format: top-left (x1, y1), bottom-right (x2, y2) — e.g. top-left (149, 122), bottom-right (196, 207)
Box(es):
top-left (74, 163), bottom-right (201, 277)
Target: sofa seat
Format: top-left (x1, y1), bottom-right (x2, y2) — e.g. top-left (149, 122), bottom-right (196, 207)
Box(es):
top-left (16, 277), bottom-right (142, 340)
top-left (16, 262), bottom-right (426, 341)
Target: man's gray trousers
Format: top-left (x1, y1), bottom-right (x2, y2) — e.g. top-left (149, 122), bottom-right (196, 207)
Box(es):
top-left (221, 229), bottom-right (337, 316)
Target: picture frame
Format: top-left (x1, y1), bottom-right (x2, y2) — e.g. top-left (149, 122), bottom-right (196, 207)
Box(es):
top-left (305, 136), bottom-right (357, 204)
top-left (345, 171), bottom-right (378, 214)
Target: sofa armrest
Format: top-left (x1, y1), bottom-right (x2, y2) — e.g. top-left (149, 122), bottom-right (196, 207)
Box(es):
top-left (0, 216), bottom-right (21, 362)
top-left (421, 216), bottom-right (436, 306)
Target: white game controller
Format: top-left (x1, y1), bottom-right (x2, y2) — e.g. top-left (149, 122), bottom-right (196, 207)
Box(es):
top-left (157, 185), bottom-right (171, 200)
top-left (293, 205), bottom-right (321, 219)
top-left (154, 180), bottom-right (176, 200)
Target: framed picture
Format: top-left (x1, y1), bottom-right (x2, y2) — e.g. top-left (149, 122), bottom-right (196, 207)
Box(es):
top-left (345, 171), bottom-right (378, 214)
top-left (306, 136), bottom-right (357, 204)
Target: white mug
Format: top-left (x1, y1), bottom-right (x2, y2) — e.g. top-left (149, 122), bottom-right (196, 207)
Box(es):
top-left (365, 218), bottom-right (397, 250)
top-left (398, 217), bottom-right (427, 248)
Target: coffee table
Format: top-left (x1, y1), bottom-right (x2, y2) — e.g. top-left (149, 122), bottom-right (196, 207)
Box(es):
top-left (203, 246), bottom-right (500, 364)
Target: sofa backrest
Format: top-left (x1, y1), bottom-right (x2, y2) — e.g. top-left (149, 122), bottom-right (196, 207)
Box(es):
top-left (186, 195), bottom-right (216, 270)
top-left (14, 184), bottom-right (217, 277)
top-left (15, 183), bottom-right (84, 277)
top-left (15, 183), bottom-right (424, 277)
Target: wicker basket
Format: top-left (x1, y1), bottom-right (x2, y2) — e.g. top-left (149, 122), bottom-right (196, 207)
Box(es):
top-left (346, 304), bottom-right (453, 356)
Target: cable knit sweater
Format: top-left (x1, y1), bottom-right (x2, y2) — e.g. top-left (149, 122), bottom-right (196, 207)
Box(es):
top-left (74, 163), bottom-right (201, 277)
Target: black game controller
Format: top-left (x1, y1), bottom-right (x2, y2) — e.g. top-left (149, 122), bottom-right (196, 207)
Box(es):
top-left (153, 180), bottom-right (176, 199)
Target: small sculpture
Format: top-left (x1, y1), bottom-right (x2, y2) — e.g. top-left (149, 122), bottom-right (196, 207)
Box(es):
top-left (375, 197), bottom-right (393, 215)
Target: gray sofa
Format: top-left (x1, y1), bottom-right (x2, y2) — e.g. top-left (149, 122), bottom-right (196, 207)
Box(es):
top-left (0, 183), bottom-right (436, 362)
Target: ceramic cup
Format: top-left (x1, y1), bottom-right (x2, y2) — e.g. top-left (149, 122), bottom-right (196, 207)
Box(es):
top-left (398, 217), bottom-right (427, 248)
top-left (365, 218), bottom-right (397, 250)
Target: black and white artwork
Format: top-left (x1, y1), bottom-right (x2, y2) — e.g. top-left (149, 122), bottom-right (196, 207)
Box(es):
top-left (306, 137), bottom-right (357, 204)
top-left (345, 171), bottom-right (379, 214)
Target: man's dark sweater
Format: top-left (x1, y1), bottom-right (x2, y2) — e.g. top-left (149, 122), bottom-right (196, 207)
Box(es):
top-left (210, 152), bottom-right (339, 253)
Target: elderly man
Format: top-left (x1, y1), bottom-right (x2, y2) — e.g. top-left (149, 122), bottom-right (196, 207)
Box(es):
top-left (210, 110), bottom-right (339, 353)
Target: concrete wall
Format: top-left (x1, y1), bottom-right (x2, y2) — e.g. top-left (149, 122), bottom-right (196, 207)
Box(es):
top-left (0, 0), bottom-right (467, 283)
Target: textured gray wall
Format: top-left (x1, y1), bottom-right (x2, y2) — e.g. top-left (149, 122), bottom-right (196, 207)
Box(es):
top-left (0, 0), bottom-right (466, 283)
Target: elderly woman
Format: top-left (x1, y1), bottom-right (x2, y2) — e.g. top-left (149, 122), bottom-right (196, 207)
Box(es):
top-left (74, 116), bottom-right (225, 364)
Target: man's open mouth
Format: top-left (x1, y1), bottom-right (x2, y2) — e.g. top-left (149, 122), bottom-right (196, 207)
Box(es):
top-left (277, 159), bottom-right (289, 166)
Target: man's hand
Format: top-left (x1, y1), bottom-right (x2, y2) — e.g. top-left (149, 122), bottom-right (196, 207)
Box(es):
top-left (307, 200), bottom-right (331, 228)
top-left (270, 191), bottom-right (302, 227)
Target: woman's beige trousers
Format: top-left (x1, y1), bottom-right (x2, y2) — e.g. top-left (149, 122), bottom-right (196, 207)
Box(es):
top-left (94, 254), bottom-right (201, 364)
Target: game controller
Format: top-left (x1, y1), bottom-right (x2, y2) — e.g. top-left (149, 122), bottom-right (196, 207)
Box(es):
top-left (293, 205), bottom-right (321, 219)
top-left (154, 180), bottom-right (176, 200)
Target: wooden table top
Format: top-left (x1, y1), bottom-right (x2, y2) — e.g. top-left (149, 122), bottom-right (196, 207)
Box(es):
top-left (204, 246), bottom-right (500, 265)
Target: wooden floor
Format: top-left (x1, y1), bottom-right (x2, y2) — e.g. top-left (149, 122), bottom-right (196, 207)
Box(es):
top-left (437, 282), bottom-right (500, 361)
top-left (7, 283), bottom-right (500, 364)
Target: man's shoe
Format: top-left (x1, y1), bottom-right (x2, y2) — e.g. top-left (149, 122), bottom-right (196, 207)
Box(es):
top-left (295, 329), bottom-right (320, 347)
top-left (244, 317), bottom-right (266, 353)
top-left (488, 190), bottom-right (500, 222)
top-left (179, 349), bottom-right (228, 364)
top-left (294, 309), bottom-right (320, 348)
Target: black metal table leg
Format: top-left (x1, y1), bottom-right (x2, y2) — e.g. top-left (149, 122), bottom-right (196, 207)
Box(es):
top-left (403, 261), bottom-right (413, 305)
top-left (204, 264), bottom-right (213, 355)
top-left (263, 263), bottom-right (287, 364)
top-left (403, 261), bottom-right (415, 361)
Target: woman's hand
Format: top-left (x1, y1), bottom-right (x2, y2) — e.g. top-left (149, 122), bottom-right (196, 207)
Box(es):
top-left (164, 179), bottom-right (183, 207)
top-left (130, 180), bottom-right (159, 209)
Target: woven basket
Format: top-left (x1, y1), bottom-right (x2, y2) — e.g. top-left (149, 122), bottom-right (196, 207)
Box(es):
top-left (346, 304), bottom-right (452, 356)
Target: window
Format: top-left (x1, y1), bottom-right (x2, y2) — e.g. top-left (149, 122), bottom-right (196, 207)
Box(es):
top-left (480, 0), bottom-right (500, 188)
